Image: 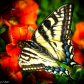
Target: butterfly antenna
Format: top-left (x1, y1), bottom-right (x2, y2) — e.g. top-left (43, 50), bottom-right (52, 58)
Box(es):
top-left (13, 38), bottom-right (18, 40)
top-left (25, 25), bottom-right (29, 40)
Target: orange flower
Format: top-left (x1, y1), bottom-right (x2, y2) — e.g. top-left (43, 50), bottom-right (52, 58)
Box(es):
top-left (72, 22), bottom-right (84, 48)
top-left (9, 24), bottom-right (37, 44)
top-left (12, 0), bottom-right (38, 16)
top-left (0, 43), bottom-right (22, 74)
top-left (6, 43), bottom-right (21, 57)
top-left (9, 71), bottom-right (22, 83)
top-left (1, 0), bottom-right (38, 44)
top-left (72, 41), bottom-right (83, 65)
top-left (12, 0), bottom-right (38, 24)
top-left (0, 0), bottom-right (38, 83)
top-left (0, 45), bottom-right (22, 72)
top-left (0, 52), bottom-right (22, 83)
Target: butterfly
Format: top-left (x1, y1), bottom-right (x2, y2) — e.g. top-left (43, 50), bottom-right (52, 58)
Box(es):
top-left (18, 3), bottom-right (79, 77)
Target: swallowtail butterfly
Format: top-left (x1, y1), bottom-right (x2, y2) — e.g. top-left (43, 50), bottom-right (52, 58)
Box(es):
top-left (18, 3), bottom-right (79, 77)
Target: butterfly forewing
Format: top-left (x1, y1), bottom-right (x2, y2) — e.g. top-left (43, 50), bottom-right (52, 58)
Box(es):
top-left (32, 4), bottom-right (74, 41)
top-left (18, 4), bottom-right (78, 76)
top-left (32, 4), bottom-right (75, 64)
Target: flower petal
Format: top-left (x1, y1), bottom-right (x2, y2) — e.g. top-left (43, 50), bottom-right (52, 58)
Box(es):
top-left (6, 43), bottom-right (21, 57)
top-left (74, 50), bottom-right (83, 65)
top-left (0, 56), bottom-right (10, 68)
top-left (19, 12), bottom-right (37, 24)
top-left (9, 56), bottom-right (22, 72)
top-left (13, 0), bottom-right (38, 17)
top-left (72, 22), bottom-right (84, 48)
top-left (33, 70), bottom-right (53, 83)
top-left (9, 71), bottom-right (22, 83)
top-left (72, 41), bottom-right (83, 65)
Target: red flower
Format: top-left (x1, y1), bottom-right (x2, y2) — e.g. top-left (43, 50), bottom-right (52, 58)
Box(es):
top-left (9, 71), bottom-right (22, 83)
top-left (72, 41), bottom-right (83, 65)
top-left (9, 24), bottom-right (37, 44)
top-left (12, 0), bottom-right (38, 24)
top-left (6, 43), bottom-right (21, 57)
top-left (33, 70), bottom-right (53, 84)
top-left (72, 22), bottom-right (84, 48)
top-left (0, 0), bottom-right (39, 83)
top-left (0, 51), bottom-right (22, 83)
top-left (1, 0), bottom-right (38, 44)
top-left (23, 74), bottom-right (36, 84)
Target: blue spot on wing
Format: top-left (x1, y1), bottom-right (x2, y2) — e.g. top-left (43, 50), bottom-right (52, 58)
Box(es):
top-left (45, 67), bottom-right (50, 70)
top-left (66, 58), bottom-right (70, 63)
top-left (62, 58), bottom-right (70, 65)
top-left (66, 52), bottom-right (70, 57)
top-left (50, 67), bottom-right (54, 70)
top-left (55, 68), bottom-right (60, 72)
top-left (64, 40), bottom-right (67, 44)
top-left (62, 40), bottom-right (72, 65)
top-left (60, 67), bottom-right (65, 71)
top-left (62, 61), bottom-right (69, 65)
top-left (64, 45), bottom-right (69, 52)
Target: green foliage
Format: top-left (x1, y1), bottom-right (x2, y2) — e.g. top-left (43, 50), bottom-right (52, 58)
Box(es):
top-left (0, 22), bottom-right (6, 54)
top-left (36, 79), bottom-right (42, 84)
top-left (0, 37), bottom-right (6, 54)
top-left (0, 27), bottom-right (6, 34)
top-left (0, 22), bottom-right (6, 34)
top-left (41, 81), bottom-right (47, 84)
top-left (41, 0), bottom-right (49, 10)
top-left (70, 66), bottom-right (78, 77)
top-left (56, 61), bottom-right (69, 70)
top-left (53, 66), bottom-right (84, 84)
top-left (22, 71), bottom-right (33, 78)
top-left (33, 67), bottom-right (84, 84)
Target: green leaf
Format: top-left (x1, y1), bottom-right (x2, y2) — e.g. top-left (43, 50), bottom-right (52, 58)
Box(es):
top-left (57, 80), bottom-right (62, 84)
top-left (41, 81), bottom-right (47, 84)
top-left (0, 22), bottom-right (4, 28)
top-left (28, 27), bottom-right (34, 33)
top-left (41, 0), bottom-right (49, 10)
top-left (0, 46), bottom-right (3, 54)
top-left (54, 74), bottom-right (61, 80)
top-left (70, 66), bottom-right (78, 77)
top-left (36, 79), bottom-right (42, 84)
top-left (36, 14), bottom-right (44, 26)
top-left (74, 71), bottom-right (80, 80)
top-left (80, 69), bottom-right (84, 77)
top-left (22, 71), bottom-right (33, 78)
top-left (53, 0), bottom-right (61, 9)
top-left (0, 27), bottom-right (6, 34)
top-left (56, 61), bottom-right (69, 70)
top-left (61, 75), bottom-right (68, 83)
top-left (0, 38), bottom-right (6, 54)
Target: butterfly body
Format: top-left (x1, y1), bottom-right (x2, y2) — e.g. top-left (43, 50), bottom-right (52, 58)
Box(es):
top-left (18, 3), bottom-right (79, 76)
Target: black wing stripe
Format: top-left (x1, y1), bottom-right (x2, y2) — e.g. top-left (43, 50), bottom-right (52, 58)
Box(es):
top-left (22, 49), bottom-right (38, 56)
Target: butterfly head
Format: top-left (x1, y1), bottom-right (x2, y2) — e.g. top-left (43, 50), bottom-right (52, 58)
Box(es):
top-left (23, 40), bottom-right (37, 48)
top-left (23, 40), bottom-right (28, 44)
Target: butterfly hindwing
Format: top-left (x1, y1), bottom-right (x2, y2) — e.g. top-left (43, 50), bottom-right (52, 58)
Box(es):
top-left (18, 3), bottom-right (78, 76)
top-left (18, 43), bottom-right (70, 75)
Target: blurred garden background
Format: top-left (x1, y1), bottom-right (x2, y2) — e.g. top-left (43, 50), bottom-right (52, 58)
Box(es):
top-left (0, 0), bottom-right (84, 84)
